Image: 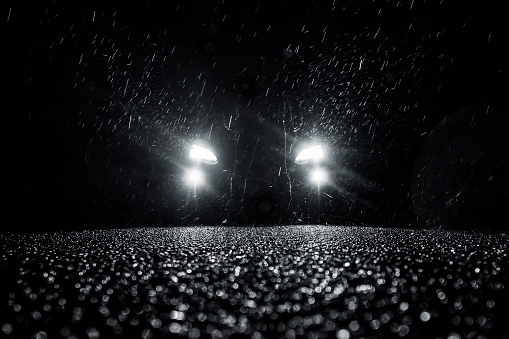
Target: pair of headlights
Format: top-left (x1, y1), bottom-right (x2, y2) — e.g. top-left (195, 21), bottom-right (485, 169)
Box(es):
top-left (184, 144), bottom-right (328, 187)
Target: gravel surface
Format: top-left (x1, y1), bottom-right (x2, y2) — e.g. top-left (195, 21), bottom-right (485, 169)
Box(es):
top-left (1, 226), bottom-right (508, 338)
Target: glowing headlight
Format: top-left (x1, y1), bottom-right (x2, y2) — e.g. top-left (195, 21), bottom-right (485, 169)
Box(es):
top-left (184, 168), bottom-right (205, 187)
top-left (189, 145), bottom-right (218, 164)
top-left (310, 168), bottom-right (328, 184)
top-left (295, 145), bottom-right (324, 164)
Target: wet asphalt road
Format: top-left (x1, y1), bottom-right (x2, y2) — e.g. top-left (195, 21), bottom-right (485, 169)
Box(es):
top-left (1, 226), bottom-right (508, 339)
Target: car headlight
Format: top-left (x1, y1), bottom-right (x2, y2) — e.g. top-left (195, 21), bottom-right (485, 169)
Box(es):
top-left (189, 145), bottom-right (218, 164)
top-left (184, 145), bottom-right (218, 189)
top-left (295, 145), bottom-right (325, 164)
top-left (295, 145), bottom-right (329, 186)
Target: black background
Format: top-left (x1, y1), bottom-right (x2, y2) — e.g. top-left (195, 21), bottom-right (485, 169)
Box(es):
top-left (3, 1), bottom-right (508, 232)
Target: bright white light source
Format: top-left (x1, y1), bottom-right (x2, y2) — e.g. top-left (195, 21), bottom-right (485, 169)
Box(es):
top-left (184, 168), bottom-right (205, 187)
top-left (189, 145), bottom-right (218, 164)
top-left (295, 145), bottom-right (324, 164)
top-left (310, 168), bottom-right (328, 184)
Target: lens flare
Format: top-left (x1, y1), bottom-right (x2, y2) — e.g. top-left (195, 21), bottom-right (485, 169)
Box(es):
top-left (310, 168), bottom-right (328, 184)
top-left (184, 168), bottom-right (205, 187)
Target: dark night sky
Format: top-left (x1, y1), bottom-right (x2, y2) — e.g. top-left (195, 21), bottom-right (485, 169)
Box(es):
top-left (3, 1), bottom-right (509, 231)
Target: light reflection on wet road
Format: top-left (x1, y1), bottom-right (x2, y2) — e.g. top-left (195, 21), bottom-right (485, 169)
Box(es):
top-left (1, 226), bottom-right (508, 338)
